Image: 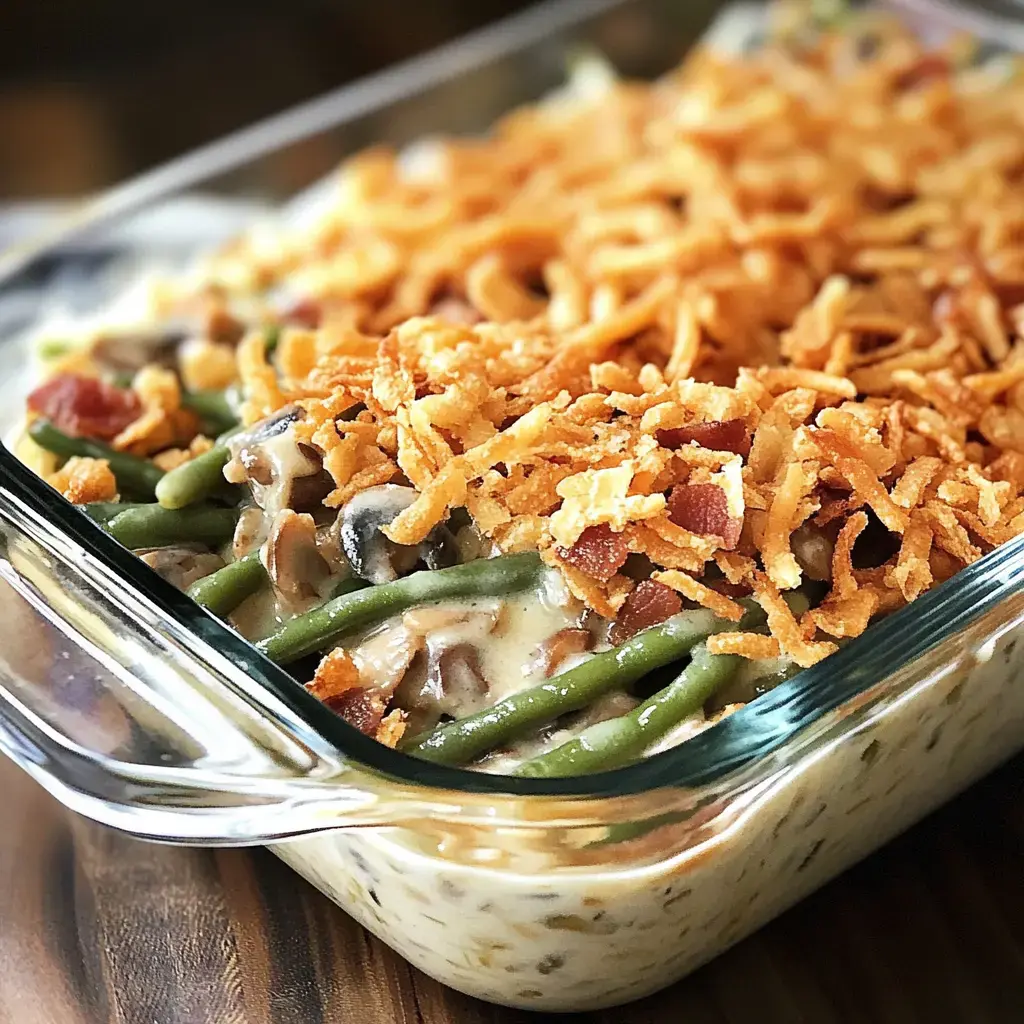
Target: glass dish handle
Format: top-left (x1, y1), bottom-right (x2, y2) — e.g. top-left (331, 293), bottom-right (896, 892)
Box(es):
top-left (0, 470), bottom-right (412, 846)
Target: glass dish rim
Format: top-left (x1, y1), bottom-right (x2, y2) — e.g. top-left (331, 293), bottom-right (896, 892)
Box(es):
top-left (2, 0), bottom-right (1024, 801)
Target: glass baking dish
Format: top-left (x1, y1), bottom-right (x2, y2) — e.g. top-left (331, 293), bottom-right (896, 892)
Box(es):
top-left (3, 0), bottom-right (1024, 1012)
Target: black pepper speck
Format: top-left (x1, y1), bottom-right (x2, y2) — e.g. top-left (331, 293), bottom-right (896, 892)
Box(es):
top-left (860, 738), bottom-right (881, 765)
top-left (797, 838), bottom-right (826, 872)
top-left (440, 880), bottom-right (465, 900)
top-left (537, 954), bottom-right (565, 975)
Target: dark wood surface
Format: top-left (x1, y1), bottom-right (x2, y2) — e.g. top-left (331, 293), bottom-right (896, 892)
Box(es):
top-left (2, 753), bottom-right (1023, 1024)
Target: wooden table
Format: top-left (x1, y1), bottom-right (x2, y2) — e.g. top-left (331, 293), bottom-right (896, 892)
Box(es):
top-left (2, 752), bottom-right (1023, 1024)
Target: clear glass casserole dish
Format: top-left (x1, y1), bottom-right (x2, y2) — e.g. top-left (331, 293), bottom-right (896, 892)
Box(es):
top-left (3, 0), bottom-right (1024, 1012)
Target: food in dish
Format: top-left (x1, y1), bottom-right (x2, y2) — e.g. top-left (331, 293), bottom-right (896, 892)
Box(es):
top-left (16, 9), bottom-right (1024, 778)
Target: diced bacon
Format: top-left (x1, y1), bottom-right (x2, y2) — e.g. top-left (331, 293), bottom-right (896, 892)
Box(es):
top-left (657, 418), bottom-right (751, 457)
top-left (609, 579), bottom-right (683, 645)
top-left (324, 687), bottom-right (387, 736)
top-left (667, 483), bottom-right (743, 549)
top-left (27, 373), bottom-right (140, 441)
top-left (895, 54), bottom-right (950, 91)
top-left (556, 523), bottom-right (629, 581)
top-left (283, 298), bottom-right (322, 329)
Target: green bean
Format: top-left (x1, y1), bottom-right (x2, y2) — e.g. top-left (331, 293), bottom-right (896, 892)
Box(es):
top-left (330, 574), bottom-right (371, 599)
top-left (28, 419), bottom-right (164, 499)
top-left (264, 325), bottom-right (281, 354)
top-left (78, 501), bottom-right (145, 525)
top-left (187, 545), bottom-right (370, 620)
top-left (514, 644), bottom-right (741, 778)
top-left (404, 609), bottom-right (723, 767)
top-left (155, 438), bottom-right (235, 510)
top-left (257, 552), bottom-right (545, 665)
top-left (181, 390), bottom-right (238, 434)
top-left (187, 550), bottom-right (266, 616)
top-left (104, 503), bottom-right (239, 550)
top-left (36, 337), bottom-right (77, 361)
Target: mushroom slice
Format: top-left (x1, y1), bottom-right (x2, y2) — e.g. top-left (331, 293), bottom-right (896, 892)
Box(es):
top-left (246, 404), bottom-right (305, 444)
top-left (233, 506), bottom-right (267, 559)
top-left (791, 522), bottom-right (834, 582)
top-left (138, 547), bottom-right (225, 590)
top-left (337, 484), bottom-right (458, 585)
top-left (90, 327), bottom-right (188, 373)
top-left (284, 443), bottom-right (334, 513)
top-left (570, 690), bottom-right (640, 730)
top-left (526, 627), bottom-right (594, 678)
top-left (263, 509), bottom-right (331, 608)
top-left (227, 406), bottom-right (333, 515)
top-left (427, 643), bottom-right (488, 717)
top-left (350, 622), bottom-right (422, 695)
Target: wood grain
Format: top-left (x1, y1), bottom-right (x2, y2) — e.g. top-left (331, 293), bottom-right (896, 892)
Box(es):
top-left (1, 753), bottom-right (1023, 1024)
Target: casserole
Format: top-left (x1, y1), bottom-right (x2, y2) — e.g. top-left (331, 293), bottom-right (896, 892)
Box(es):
top-left (3, 0), bottom-right (1024, 1011)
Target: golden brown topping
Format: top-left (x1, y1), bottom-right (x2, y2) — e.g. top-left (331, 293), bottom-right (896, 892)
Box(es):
top-left (47, 456), bottom-right (118, 504)
top-left (706, 633), bottom-right (782, 659)
top-left (652, 569), bottom-right (746, 624)
top-left (67, 19), bottom-right (1024, 659)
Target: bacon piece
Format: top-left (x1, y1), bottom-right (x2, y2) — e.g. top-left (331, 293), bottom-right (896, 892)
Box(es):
top-left (609, 579), bottom-right (683, 645)
top-left (283, 298), bottom-right (322, 329)
top-left (895, 54), bottom-right (950, 92)
top-left (657, 418), bottom-right (751, 457)
top-left (556, 523), bottom-right (629, 582)
top-left (667, 483), bottom-right (743, 549)
top-left (27, 373), bottom-right (141, 441)
top-left (324, 688), bottom-right (387, 736)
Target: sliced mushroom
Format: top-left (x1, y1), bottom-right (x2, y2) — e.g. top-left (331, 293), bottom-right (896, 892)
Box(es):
top-left (226, 406), bottom-right (333, 515)
top-left (791, 522), bottom-right (834, 582)
top-left (526, 627), bottom-right (594, 678)
top-left (426, 644), bottom-right (487, 717)
top-left (233, 506), bottom-right (267, 559)
top-left (315, 519), bottom-right (348, 575)
top-left (245, 404), bottom-right (305, 445)
top-left (396, 605), bottom-right (500, 719)
top-left (138, 547), bottom-right (225, 590)
top-left (336, 484), bottom-right (458, 584)
top-left (237, 446), bottom-right (274, 486)
top-left (285, 443), bottom-right (334, 512)
top-left (350, 622), bottom-right (422, 695)
top-left (263, 509), bottom-right (331, 609)
top-left (90, 327), bottom-right (188, 373)
top-left (569, 690), bottom-right (640, 730)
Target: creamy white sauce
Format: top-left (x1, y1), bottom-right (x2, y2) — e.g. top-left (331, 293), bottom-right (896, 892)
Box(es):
top-left (477, 590), bottom-right (583, 702)
top-left (273, 614), bottom-right (1024, 1011)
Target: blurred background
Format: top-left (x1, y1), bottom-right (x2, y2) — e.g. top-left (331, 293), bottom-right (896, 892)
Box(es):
top-left (0, 0), bottom-right (536, 199)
